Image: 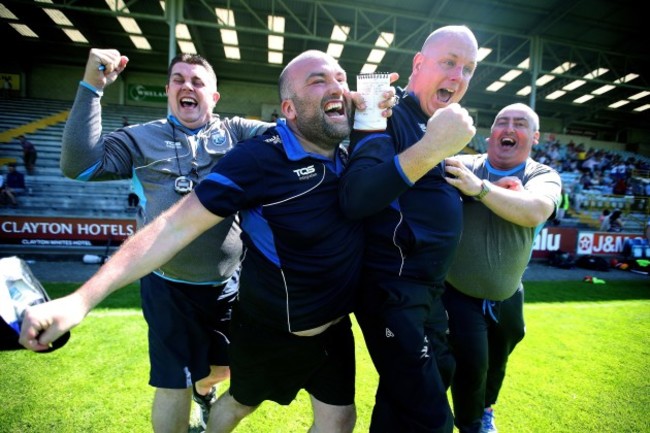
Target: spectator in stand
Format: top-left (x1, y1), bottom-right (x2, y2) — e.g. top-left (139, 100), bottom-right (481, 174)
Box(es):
top-left (608, 209), bottom-right (625, 232)
top-left (600, 169), bottom-right (614, 193)
top-left (613, 176), bottom-right (627, 195)
top-left (1, 76), bottom-right (13, 99)
top-left (17, 135), bottom-right (37, 174)
top-left (555, 187), bottom-right (570, 223)
top-left (127, 191), bottom-right (140, 209)
top-left (579, 171), bottom-right (593, 190)
top-left (599, 209), bottom-right (611, 225)
top-left (547, 143), bottom-right (561, 162)
top-left (575, 143), bottom-right (587, 161)
top-left (571, 181), bottom-right (585, 212)
top-left (2, 163), bottom-right (26, 208)
top-left (0, 173), bottom-right (18, 207)
top-left (122, 116), bottom-right (130, 127)
top-left (548, 158), bottom-right (563, 174)
top-left (589, 170), bottom-right (603, 191)
top-left (5, 163), bottom-right (26, 195)
top-left (581, 152), bottom-right (600, 174)
top-left (600, 209), bottom-right (624, 232)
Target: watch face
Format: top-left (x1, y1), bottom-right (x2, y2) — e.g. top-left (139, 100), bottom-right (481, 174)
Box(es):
top-left (174, 176), bottom-right (194, 194)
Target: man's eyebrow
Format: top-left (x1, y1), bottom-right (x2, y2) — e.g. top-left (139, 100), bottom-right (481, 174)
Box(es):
top-left (171, 72), bottom-right (205, 82)
top-left (497, 116), bottom-right (529, 123)
top-left (306, 72), bottom-right (326, 80)
top-left (306, 70), bottom-right (346, 80)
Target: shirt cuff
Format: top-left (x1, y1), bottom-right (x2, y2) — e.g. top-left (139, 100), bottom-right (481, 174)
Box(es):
top-left (393, 155), bottom-right (414, 186)
top-left (79, 81), bottom-right (103, 97)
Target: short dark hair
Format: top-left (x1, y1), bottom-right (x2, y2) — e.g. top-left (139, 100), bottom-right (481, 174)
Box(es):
top-left (167, 53), bottom-right (217, 86)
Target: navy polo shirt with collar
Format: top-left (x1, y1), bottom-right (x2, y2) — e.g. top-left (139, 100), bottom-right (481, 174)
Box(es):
top-left (194, 120), bottom-right (362, 333)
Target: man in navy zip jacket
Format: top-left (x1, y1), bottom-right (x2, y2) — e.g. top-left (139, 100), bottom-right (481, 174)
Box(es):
top-left (20, 50), bottom-right (396, 433)
top-left (339, 25), bottom-right (478, 433)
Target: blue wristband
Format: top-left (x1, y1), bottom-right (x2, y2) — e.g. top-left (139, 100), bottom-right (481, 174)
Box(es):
top-left (79, 80), bottom-right (103, 97)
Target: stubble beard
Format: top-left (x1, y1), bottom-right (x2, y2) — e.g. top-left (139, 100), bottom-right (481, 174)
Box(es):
top-left (295, 111), bottom-right (351, 152)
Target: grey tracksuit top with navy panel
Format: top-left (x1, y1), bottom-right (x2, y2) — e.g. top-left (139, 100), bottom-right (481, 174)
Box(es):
top-left (60, 85), bottom-right (271, 283)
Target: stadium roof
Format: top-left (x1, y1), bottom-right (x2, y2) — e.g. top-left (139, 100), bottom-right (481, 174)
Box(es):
top-left (2, 0), bottom-right (648, 141)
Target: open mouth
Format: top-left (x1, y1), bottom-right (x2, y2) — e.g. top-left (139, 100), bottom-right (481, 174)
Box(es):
top-left (180, 97), bottom-right (198, 108)
top-left (500, 137), bottom-right (516, 147)
top-left (324, 100), bottom-right (345, 116)
top-left (437, 88), bottom-right (454, 103)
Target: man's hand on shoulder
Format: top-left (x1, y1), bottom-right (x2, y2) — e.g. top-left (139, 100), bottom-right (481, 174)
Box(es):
top-left (493, 176), bottom-right (524, 191)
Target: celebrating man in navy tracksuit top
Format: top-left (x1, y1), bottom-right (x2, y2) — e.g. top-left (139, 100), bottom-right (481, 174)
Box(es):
top-left (339, 25), bottom-right (479, 433)
top-left (20, 50), bottom-right (397, 433)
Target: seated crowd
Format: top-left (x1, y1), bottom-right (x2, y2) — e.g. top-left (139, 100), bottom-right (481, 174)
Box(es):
top-left (527, 138), bottom-right (650, 225)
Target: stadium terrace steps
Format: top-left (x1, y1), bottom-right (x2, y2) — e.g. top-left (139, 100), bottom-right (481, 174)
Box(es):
top-left (0, 98), bottom-right (166, 221)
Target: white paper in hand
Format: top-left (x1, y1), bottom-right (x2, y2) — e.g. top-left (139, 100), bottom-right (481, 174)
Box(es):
top-left (353, 73), bottom-right (391, 131)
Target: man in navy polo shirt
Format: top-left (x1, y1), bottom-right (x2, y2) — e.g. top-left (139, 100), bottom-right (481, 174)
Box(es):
top-left (19, 50), bottom-right (395, 433)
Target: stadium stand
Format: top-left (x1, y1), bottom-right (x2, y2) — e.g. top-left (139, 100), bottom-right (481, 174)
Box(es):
top-left (464, 128), bottom-right (650, 232)
top-left (0, 99), bottom-right (167, 214)
top-left (0, 99), bottom-right (166, 255)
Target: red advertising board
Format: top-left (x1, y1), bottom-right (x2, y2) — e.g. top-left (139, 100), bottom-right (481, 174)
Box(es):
top-left (0, 216), bottom-right (136, 248)
top-left (531, 227), bottom-right (577, 258)
top-left (531, 227), bottom-right (645, 258)
top-left (1, 215), bottom-right (645, 259)
top-left (576, 231), bottom-right (646, 256)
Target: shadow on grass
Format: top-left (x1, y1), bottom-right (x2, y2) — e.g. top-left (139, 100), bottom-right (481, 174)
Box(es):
top-left (525, 280), bottom-right (650, 303)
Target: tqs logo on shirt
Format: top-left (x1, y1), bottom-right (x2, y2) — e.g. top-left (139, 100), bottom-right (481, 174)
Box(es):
top-left (293, 165), bottom-right (317, 181)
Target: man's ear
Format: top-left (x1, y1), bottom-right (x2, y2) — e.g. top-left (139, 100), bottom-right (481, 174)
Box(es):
top-left (281, 99), bottom-right (296, 120)
top-left (213, 91), bottom-right (221, 104)
top-left (412, 52), bottom-right (424, 72)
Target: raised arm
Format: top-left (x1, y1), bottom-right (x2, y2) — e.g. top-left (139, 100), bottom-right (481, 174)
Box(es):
top-left (61, 48), bottom-right (131, 180)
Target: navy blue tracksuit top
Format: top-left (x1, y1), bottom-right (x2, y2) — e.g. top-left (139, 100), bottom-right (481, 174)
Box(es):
top-left (339, 87), bottom-right (463, 284)
top-left (195, 120), bottom-right (362, 333)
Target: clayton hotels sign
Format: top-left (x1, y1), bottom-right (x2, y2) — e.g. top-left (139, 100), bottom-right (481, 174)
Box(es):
top-left (1, 216), bottom-right (135, 248)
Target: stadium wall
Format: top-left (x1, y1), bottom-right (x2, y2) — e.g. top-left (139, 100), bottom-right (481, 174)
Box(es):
top-left (25, 63), bottom-right (280, 121)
